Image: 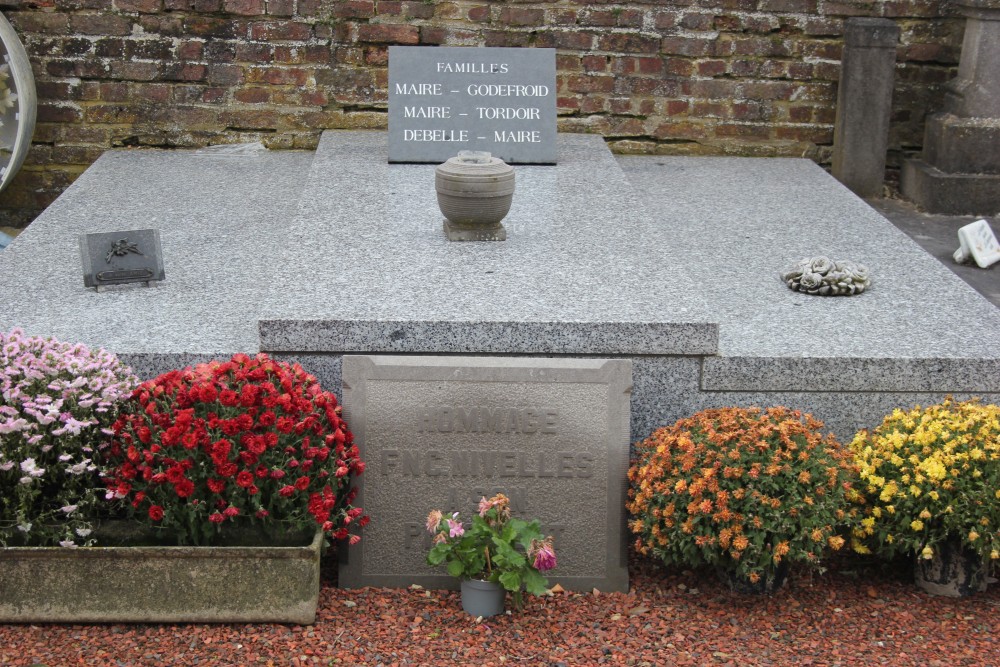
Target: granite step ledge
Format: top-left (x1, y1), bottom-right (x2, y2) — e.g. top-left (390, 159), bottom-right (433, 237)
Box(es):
top-left (258, 319), bottom-right (719, 356)
top-left (701, 356), bottom-right (1000, 393)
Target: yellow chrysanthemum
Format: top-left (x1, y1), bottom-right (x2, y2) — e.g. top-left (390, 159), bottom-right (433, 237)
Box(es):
top-left (910, 520), bottom-right (924, 531)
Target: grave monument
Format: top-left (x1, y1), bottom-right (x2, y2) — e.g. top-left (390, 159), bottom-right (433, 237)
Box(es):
top-left (0, 46), bottom-right (998, 596)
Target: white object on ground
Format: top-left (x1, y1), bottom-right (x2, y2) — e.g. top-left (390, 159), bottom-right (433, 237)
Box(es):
top-left (953, 219), bottom-right (1000, 268)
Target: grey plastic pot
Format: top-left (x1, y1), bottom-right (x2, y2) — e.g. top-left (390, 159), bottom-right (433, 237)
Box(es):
top-left (460, 578), bottom-right (506, 617)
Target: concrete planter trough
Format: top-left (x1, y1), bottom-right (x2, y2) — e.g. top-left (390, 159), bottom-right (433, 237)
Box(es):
top-left (0, 529), bottom-right (322, 624)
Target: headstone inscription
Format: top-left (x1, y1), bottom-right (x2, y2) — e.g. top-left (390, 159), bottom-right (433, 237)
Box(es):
top-left (78, 228), bottom-right (165, 289)
top-left (339, 356), bottom-right (632, 593)
top-left (388, 46), bottom-right (557, 164)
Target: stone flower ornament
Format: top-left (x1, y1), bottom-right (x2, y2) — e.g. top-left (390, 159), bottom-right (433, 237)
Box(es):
top-left (781, 256), bottom-right (871, 296)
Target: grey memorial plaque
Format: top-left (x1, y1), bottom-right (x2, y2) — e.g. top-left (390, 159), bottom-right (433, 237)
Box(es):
top-left (388, 46), bottom-right (557, 164)
top-left (340, 356), bottom-right (632, 593)
top-left (79, 228), bottom-right (165, 289)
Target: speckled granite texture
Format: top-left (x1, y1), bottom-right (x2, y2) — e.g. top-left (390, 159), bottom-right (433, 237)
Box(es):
top-left (0, 132), bottom-right (997, 442)
top-left (0, 148), bottom-right (314, 355)
top-left (258, 131), bottom-right (716, 356)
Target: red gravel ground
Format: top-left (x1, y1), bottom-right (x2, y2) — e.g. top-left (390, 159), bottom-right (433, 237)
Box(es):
top-left (2, 553), bottom-right (997, 667)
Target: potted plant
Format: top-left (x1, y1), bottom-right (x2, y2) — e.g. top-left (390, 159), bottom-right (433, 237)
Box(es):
top-left (425, 493), bottom-right (556, 616)
top-left (0, 350), bottom-right (368, 624)
top-left (627, 406), bottom-right (859, 593)
top-left (850, 397), bottom-right (1000, 597)
top-left (0, 328), bottom-right (138, 548)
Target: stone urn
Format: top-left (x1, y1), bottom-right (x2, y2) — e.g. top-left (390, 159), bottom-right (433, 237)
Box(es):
top-left (435, 151), bottom-right (515, 241)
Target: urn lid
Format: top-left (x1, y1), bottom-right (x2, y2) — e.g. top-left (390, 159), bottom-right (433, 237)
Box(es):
top-left (435, 151), bottom-right (515, 181)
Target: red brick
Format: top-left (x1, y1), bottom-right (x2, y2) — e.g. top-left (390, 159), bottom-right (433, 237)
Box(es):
top-left (714, 123), bottom-right (771, 139)
top-left (566, 74), bottom-right (615, 93)
top-left (679, 12), bottom-right (713, 30)
top-left (224, 0), bottom-right (264, 15)
top-left (580, 9), bottom-right (615, 27)
top-left (654, 121), bottom-right (708, 140)
top-left (245, 66), bottom-right (311, 85)
top-left (109, 61), bottom-right (160, 80)
top-left (775, 126), bottom-right (832, 142)
top-left (131, 82), bottom-right (171, 102)
top-left (126, 39), bottom-right (174, 59)
top-left (267, 0), bottom-right (295, 15)
top-left (665, 100), bottom-right (689, 116)
top-left (609, 117), bottom-right (646, 136)
top-left (787, 62), bottom-right (815, 79)
top-left (114, 0), bottom-right (161, 11)
top-left (236, 42), bottom-right (274, 61)
top-left (70, 14), bottom-right (132, 35)
top-left (336, 0), bottom-right (375, 17)
top-left (249, 20), bottom-right (313, 40)
top-left (175, 40), bottom-right (205, 60)
top-left (498, 7), bottom-right (544, 26)
top-left (376, 0), bottom-right (401, 15)
top-left (654, 11), bottom-right (676, 30)
top-left (162, 63), bottom-right (208, 81)
top-left (8, 11), bottom-right (70, 33)
top-left (84, 104), bottom-right (139, 124)
top-left (556, 96), bottom-right (579, 111)
top-left (611, 56), bottom-right (637, 75)
top-left (664, 59), bottom-right (694, 77)
top-left (364, 45), bottom-right (389, 64)
top-left (97, 82), bottom-right (129, 101)
top-left (637, 57), bottom-right (664, 75)
top-left (581, 55), bottom-right (608, 72)
top-left (698, 59), bottom-right (726, 76)
top-left (804, 18), bottom-right (843, 35)
top-left (183, 17), bottom-right (237, 38)
top-left (207, 63), bottom-right (245, 85)
top-left (556, 54), bottom-right (581, 71)
top-left (822, 0), bottom-right (876, 16)
top-left (692, 101), bottom-right (727, 117)
top-left (578, 95), bottom-right (606, 114)
top-left (597, 32), bottom-right (660, 54)
top-left (727, 59), bottom-right (756, 77)
top-left (357, 23), bottom-right (419, 44)
top-left (758, 0), bottom-right (816, 11)
top-left (235, 87), bottom-right (271, 103)
top-left (661, 36), bottom-right (712, 57)
top-left (884, 0), bottom-right (943, 17)
top-left (94, 38), bottom-right (125, 58)
top-left (467, 5), bottom-right (490, 21)
top-left (551, 9), bottom-right (577, 25)
top-left (404, 1), bottom-right (434, 18)
top-left (788, 105), bottom-right (814, 122)
top-left (483, 30), bottom-right (531, 47)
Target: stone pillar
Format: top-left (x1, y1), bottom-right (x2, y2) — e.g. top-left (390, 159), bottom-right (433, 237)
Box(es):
top-left (831, 18), bottom-right (900, 199)
top-left (901, 0), bottom-right (1000, 214)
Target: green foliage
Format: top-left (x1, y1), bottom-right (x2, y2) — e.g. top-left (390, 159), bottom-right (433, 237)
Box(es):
top-left (425, 494), bottom-right (557, 609)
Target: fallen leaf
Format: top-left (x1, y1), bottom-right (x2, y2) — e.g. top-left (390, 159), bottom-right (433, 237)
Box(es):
top-left (628, 606), bottom-right (650, 616)
top-left (610, 613), bottom-right (623, 621)
top-left (549, 584), bottom-right (566, 594)
top-left (342, 601), bottom-right (357, 608)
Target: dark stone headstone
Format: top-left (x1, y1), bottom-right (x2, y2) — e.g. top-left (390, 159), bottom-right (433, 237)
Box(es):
top-left (388, 46), bottom-right (557, 164)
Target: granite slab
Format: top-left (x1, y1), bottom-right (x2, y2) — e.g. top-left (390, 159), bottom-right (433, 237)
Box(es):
top-left (616, 155), bottom-right (1000, 391)
top-left (0, 147), bottom-right (314, 355)
top-left (257, 131), bottom-right (717, 356)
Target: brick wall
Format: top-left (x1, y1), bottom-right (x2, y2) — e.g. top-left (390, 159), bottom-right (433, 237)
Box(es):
top-left (0, 0), bottom-right (962, 226)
